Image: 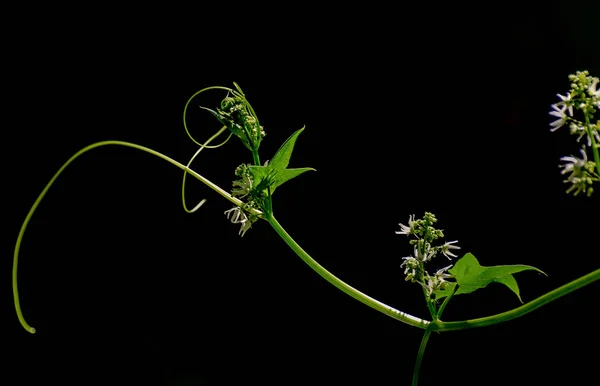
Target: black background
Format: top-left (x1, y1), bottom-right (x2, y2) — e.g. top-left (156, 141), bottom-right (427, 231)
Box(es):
top-left (5, 2), bottom-right (599, 385)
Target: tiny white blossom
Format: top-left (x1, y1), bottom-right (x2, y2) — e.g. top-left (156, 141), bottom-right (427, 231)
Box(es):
top-left (225, 207), bottom-right (245, 222)
top-left (440, 240), bottom-right (460, 259)
top-left (395, 214), bottom-right (415, 235)
top-left (435, 265), bottom-right (453, 283)
top-left (420, 265), bottom-right (452, 296)
top-left (414, 246), bottom-right (434, 263)
top-left (421, 265), bottom-right (454, 296)
top-left (589, 77), bottom-right (600, 98)
top-left (568, 123), bottom-right (588, 145)
top-left (238, 219), bottom-right (253, 237)
top-left (559, 148), bottom-right (588, 175)
top-left (549, 104), bottom-right (568, 131)
top-left (421, 273), bottom-right (435, 296)
top-left (400, 256), bottom-right (419, 282)
top-left (556, 93), bottom-right (573, 117)
top-left (224, 207), bottom-right (253, 237)
top-left (568, 123), bottom-right (600, 147)
top-left (232, 175), bottom-right (253, 198)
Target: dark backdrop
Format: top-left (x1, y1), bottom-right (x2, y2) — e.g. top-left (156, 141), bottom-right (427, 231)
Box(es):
top-left (5, 2), bottom-right (599, 385)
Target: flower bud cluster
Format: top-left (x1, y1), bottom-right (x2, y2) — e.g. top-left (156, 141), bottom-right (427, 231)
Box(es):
top-left (214, 92), bottom-right (266, 151)
top-left (549, 71), bottom-right (600, 196)
top-left (396, 212), bottom-right (459, 300)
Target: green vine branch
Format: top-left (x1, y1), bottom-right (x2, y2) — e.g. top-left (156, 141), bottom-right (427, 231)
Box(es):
top-left (12, 140), bottom-right (261, 334)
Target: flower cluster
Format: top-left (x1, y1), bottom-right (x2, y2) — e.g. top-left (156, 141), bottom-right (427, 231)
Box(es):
top-left (209, 91), bottom-right (266, 152)
top-left (550, 71), bottom-right (600, 196)
top-left (558, 149), bottom-right (599, 196)
top-left (396, 212), bottom-right (459, 300)
top-left (224, 164), bottom-right (263, 237)
top-left (231, 163), bottom-right (254, 199)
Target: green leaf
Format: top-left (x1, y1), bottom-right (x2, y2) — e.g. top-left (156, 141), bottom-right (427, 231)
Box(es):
top-left (442, 253), bottom-right (546, 303)
top-left (249, 128), bottom-right (315, 193)
top-left (269, 127), bottom-right (305, 171)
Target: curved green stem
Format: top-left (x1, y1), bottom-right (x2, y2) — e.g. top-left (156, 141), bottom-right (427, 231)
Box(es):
top-left (264, 213), bottom-right (430, 329)
top-left (412, 325), bottom-right (434, 386)
top-left (13, 140), bottom-right (262, 334)
top-left (182, 86), bottom-right (233, 147)
top-left (265, 212), bottom-right (600, 333)
top-left (181, 125), bottom-right (231, 213)
top-left (431, 267), bottom-right (600, 331)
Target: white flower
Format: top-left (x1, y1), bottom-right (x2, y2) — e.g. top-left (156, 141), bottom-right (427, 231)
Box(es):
top-left (238, 219), bottom-right (253, 237)
top-left (232, 175), bottom-right (253, 198)
top-left (556, 93), bottom-right (574, 117)
top-left (440, 240), bottom-right (460, 259)
top-left (568, 123), bottom-right (587, 144)
top-left (414, 246), bottom-right (434, 263)
top-left (400, 256), bottom-right (419, 282)
top-left (568, 123), bottom-right (600, 147)
top-left (395, 214), bottom-right (415, 235)
top-left (224, 207), bottom-right (253, 237)
top-left (589, 78), bottom-right (600, 108)
top-left (549, 104), bottom-right (568, 131)
top-left (589, 77), bottom-right (600, 98)
top-left (421, 273), bottom-right (435, 296)
top-left (434, 265), bottom-right (453, 284)
top-left (559, 148), bottom-right (588, 175)
top-left (421, 265), bottom-right (453, 296)
top-left (225, 206), bottom-right (245, 223)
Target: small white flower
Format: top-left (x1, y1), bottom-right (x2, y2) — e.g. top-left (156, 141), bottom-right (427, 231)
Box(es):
top-left (421, 265), bottom-right (454, 296)
top-left (549, 104), bottom-right (568, 131)
top-left (556, 93), bottom-right (573, 117)
top-left (414, 246), bottom-right (434, 263)
top-left (400, 256), bottom-right (419, 282)
top-left (440, 240), bottom-right (460, 259)
top-left (401, 256), bottom-right (419, 267)
top-left (568, 123), bottom-right (587, 145)
top-left (435, 265), bottom-right (453, 286)
top-left (568, 123), bottom-right (600, 147)
top-left (559, 148), bottom-right (588, 175)
top-left (421, 273), bottom-right (435, 296)
top-left (232, 175), bottom-right (253, 198)
top-left (421, 273), bottom-right (434, 295)
top-left (435, 265), bottom-right (453, 278)
top-left (224, 207), bottom-right (253, 237)
top-left (238, 219), bottom-right (253, 237)
top-left (395, 214), bottom-right (415, 235)
top-left (589, 77), bottom-right (600, 98)
top-left (225, 206), bottom-right (245, 223)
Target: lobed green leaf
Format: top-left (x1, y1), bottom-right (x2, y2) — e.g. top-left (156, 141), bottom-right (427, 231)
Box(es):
top-left (436, 253), bottom-right (546, 303)
top-left (249, 128), bottom-right (315, 193)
